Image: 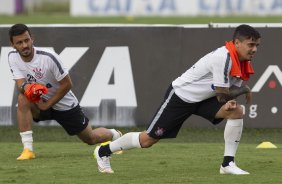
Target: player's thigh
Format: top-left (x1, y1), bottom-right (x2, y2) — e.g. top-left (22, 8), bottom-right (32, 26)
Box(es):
top-left (54, 105), bottom-right (89, 136)
top-left (194, 97), bottom-right (225, 125)
top-left (146, 92), bottom-right (195, 139)
top-left (32, 106), bottom-right (53, 122)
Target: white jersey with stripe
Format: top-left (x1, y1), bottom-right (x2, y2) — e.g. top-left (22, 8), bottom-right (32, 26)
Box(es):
top-left (8, 47), bottom-right (78, 111)
top-left (172, 46), bottom-right (243, 103)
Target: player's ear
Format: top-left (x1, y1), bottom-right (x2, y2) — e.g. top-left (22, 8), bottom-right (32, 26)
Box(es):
top-left (31, 36), bottom-right (34, 44)
top-left (234, 38), bottom-right (240, 49)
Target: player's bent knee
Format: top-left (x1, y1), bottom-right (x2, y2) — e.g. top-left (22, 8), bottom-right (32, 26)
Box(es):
top-left (18, 94), bottom-right (30, 108)
top-left (229, 105), bottom-right (244, 119)
top-left (139, 134), bottom-right (158, 148)
top-left (237, 105), bottom-right (244, 115)
top-left (77, 132), bottom-right (98, 145)
top-left (235, 105), bottom-right (244, 117)
top-left (140, 141), bottom-right (154, 148)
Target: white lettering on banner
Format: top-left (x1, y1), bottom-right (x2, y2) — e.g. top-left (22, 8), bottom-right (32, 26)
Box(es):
top-left (252, 65), bottom-right (282, 92)
top-left (0, 47), bottom-right (88, 107)
top-left (241, 104), bottom-right (258, 119)
top-left (71, 0), bottom-right (282, 16)
top-left (58, 47), bottom-right (89, 70)
top-left (0, 47), bottom-right (15, 106)
top-left (80, 46), bottom-right (137, 107)
top-left (249, 105), bottom-right (258, 118)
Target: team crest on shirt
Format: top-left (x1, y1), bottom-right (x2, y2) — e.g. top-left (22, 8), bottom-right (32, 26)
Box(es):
top-left (33, 68), bottom-right (45, 79)
top-left (155, 127), bottom-right (165, 137)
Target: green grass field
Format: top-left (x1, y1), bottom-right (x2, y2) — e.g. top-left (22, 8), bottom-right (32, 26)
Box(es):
top-left (1, 127), bottom-right (282, 184)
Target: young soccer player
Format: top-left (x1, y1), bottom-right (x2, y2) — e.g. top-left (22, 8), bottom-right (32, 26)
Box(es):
top-left (94, 24), bottom-right (261, 175)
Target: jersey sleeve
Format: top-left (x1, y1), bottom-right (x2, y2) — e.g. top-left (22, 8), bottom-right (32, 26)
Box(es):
top-left (49, 52), bottom-right (69, 81)
top-left (8, 52), bottom-right (25, 80)
top-left (210, 54), bottom-right (232, 88)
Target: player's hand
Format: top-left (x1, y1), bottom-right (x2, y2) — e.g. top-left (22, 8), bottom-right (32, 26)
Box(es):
top-left (24, 83), bottom-right (48, 102)
top-left (36, 99), bottom-right (51, 111)
top-left (224, 100), bottom-right (237, 111)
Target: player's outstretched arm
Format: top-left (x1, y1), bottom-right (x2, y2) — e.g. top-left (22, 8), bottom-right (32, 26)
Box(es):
top-left (215, 85), bottom-right (251, 104)
top-left (229, 85), bottom-right (252, 104)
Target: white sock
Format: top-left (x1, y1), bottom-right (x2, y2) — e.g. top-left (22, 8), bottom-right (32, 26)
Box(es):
top-left (224, 119), bottom-right (243, 157)
top-left (20, 131), bottom-right (33, 151)
top-left (110, 129), bottom-right (122, 141)
top-left (109, 132), bottom-right (141, 152)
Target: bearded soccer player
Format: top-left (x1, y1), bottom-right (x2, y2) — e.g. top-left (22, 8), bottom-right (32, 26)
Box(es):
top-left (8, 24), bottom-right (122, 160)
top-left (94, 24), bottom-right (261, 174)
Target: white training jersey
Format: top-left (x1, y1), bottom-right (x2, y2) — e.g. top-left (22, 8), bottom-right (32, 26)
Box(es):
top-left (8, 47), bottom-right (78, 111)
top-left (172, 46), bottom-right (243, 103)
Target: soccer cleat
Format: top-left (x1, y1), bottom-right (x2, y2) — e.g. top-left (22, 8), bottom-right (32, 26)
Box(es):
top-left (220, 161), bottom-right (250, 175)
top-left (94, 146), bottom-right (114, 174)
top-left (17, 148), bottom-right (35, 160)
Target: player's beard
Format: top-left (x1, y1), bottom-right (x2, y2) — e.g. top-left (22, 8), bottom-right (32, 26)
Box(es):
top-left (19, 46), bottom-right (33, 58)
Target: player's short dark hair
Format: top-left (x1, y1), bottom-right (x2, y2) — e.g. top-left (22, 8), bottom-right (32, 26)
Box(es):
top-left (9, 23), bottom-right (31, 43)
top-left (233, 24), bottom-right (261, 42)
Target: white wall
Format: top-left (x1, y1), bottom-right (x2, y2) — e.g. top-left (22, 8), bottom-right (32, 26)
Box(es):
top-left (0, 0), bottom-right (15, 15)
top-left (70, 0), bottom-right (282, 16)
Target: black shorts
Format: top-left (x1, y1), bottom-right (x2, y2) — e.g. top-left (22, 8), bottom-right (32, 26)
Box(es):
top-left (33, 105), bottom-right (89, 136)
top-left (146, 85), bottom-right (225, 139)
